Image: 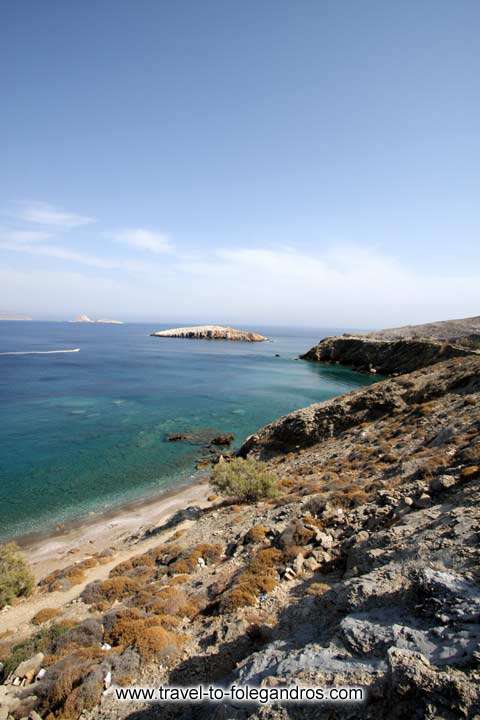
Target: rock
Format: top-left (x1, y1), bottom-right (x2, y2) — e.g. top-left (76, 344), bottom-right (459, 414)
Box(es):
top-left (150, 325), bottom-right (267, 342)
top-left (429, 425), bottom-right (455, 446)
top-left (292, 554), bottom-right (304, 575)
top-left (210, 433), bottom-right (235, 447)
top-left (311, 548), bottom-right (332, 564)
top-left (430, 474), bottom-right (456, 492)
top-left (356, 530), bottom-right (370, 544)
top-left (315, 530), bottom-right (334, 549)
top-left (414, 493), bottom-right (431, 508)
top-left (13, 653), bottom-right (44, 683)
top-left (303, 556), bottom-right (320, 572)
top-left (166, 432), bottom-right (189, 442)
top-left (28, 713), bottom-right (42, 720)
top-left (104, 670), bottom-right (112, 690)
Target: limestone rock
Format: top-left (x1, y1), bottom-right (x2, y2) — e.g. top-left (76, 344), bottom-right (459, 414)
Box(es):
top-left (150, 325), bottom-right (266, 342)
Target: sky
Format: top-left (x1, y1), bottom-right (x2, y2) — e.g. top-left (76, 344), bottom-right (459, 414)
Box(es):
top-left (1, 0), bottom-right (479, 328)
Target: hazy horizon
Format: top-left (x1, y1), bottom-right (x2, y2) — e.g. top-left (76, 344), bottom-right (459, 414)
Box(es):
top-left (2, 2), bottom-right (479, 327)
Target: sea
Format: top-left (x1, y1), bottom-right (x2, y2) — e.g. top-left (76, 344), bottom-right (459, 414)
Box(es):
top-left (0, 322), bottom-right (377, 541)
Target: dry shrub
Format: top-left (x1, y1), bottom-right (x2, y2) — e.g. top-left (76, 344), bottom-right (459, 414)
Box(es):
top-left (152, 613), bottom-right (181, 630)
top-left (169, 543), bottom-right (222, 575)
top-left (148, 586), bottom-right (198, 618)
top-left (146, 543), bottom-right (182, 566)
top-left (341, 487), bottom-right (370, 507)
top-left (220, 588), bottom-right (257, 613)
top-left (461, 465), bottom-right (479, 480)
top-left (236, 572), bottom-right (277, 595)
top-left (244, 525), bottom-right (268, 544)
top-left (106, 612), bottom-right (183, 660)
top-left (220, 547), bottom-right (283, 613)
top-left (110, 553), bottom-right (155, 578)
top-left (53, 619), bottom-right (103, 654)
top-left (168, 574), bottom-right (189, 585)
top-left (63, 567), bottom-right (86, 586)
top-left (32, 608), bottom-right (61, 625)
top-left (59, 668), bottom-right (104, 719)
top-left (307, 582), bottom-right (330, 596)
top-left (78, 557), bottom-right (99, 570)
top-left (37, 648), bottom-right (104, 714)
top-left (250, 547), bottom-right (283, 571)
top-left (269, 494), bottom-right (300, 508)
top-left (416, 401), bottom-right (437, 416)
top-left (81, 576), bottom-right (141, 609)
top-left (170, 529), bottom-right (186, 540)
top-left (207, 494), bottom-right (218, 502)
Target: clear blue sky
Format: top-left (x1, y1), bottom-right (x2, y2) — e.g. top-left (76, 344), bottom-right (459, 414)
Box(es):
top-left (1, 0), bottom-right (479, 326)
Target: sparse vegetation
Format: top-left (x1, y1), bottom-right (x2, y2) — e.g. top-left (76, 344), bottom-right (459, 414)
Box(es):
top-left (220, 546), bottom-right (284, 612)
top-left (32, 607), bottom-right (61, 625)
top-left (106, 610), bottom-right (184, 660)
top-left (0, 542), bottom-right (35, 608)
top-left (169, 542), bottom-right (222, 575)
top-left (81, 576), bottom-right (142, 609)
top-left (210, 457), bottom-right (278, 503)
top-left (244, 525), bottom-right (268, 544)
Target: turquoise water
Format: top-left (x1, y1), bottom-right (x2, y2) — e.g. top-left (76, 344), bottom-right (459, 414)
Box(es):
top-left (0, 323), bottom-right (377, 540)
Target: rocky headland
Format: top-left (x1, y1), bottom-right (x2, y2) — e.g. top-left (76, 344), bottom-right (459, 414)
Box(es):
top-left (301, 315), bottom-right (480, 375)
top-left (150, 325), bottom-right (266, 342)
top-left (1, 319), bottom-right (479, 720)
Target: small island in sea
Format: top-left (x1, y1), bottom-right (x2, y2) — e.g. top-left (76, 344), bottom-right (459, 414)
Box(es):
top-left (70, 314), bottom-right (124, 324)
top-left (0, 313), bottom-right (32, 321)
top-left (150, 324), bottom-right (266, 341)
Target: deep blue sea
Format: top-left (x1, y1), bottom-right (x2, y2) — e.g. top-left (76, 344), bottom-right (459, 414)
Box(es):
top-left (0, 322), bottom-right (377, 540)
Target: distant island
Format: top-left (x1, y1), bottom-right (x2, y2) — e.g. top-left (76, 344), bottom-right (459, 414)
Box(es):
top-left (150, 324), bottom-right (266, 342)
top-left (0, 314), bottom-right (32, 321)
top-left (70, 314), bottom-right (124, 324)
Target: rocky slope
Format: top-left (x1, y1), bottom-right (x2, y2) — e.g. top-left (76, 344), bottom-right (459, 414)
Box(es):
top-left (1, 357), bottom-right (479, 720)
top-left (365, 314), bottom-right (480, 343)
top-left (301, 315), bottom-right (480, 376)
top-left (150, 326), bottom-right (266, 342)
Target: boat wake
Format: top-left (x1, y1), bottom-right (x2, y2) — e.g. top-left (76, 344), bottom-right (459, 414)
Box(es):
top-left (0, 348), bottom-right (81, 356)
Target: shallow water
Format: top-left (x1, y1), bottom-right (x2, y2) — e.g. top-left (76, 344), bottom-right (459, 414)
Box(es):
top-left (0, 322), bottom-right (377, 540)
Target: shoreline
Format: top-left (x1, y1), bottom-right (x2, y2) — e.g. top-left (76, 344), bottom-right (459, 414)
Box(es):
top-left (14, 474), bottom-right (207, 549)
top-left (15, 476), bottom-right (211, 583)
top-left (0, 477), bottom-right (212, 640)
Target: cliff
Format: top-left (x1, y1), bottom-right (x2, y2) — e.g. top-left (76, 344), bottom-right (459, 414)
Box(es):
top-left (300, 335), bottom-right (474, 375)
top-left (150, 325), bottom-right (266, 342)
top-left (300, 314), bottom-right (479, 375)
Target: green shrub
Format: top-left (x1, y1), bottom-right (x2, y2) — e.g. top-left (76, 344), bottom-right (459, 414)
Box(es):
top-left (210, 458), bottom-right (278, 503)
top-left (0, 542), bottom-right (35, 608)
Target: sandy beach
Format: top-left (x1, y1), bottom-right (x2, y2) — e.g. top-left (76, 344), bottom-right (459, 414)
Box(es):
top-left (0, 479), bottom-right (211, 639)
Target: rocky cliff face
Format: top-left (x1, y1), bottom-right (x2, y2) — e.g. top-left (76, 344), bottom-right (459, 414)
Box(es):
top-left (150, 325), bottom-right (266, 342)
top-left (300, 335), bottom-right (474, 375)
